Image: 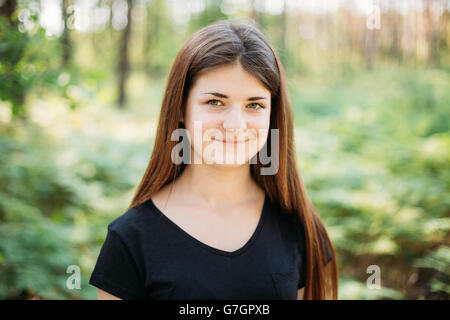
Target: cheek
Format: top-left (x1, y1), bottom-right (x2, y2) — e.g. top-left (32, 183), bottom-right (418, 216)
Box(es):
top-left (185, 103), bottom-right (214, 123)
top-left (255, 128), bottom-right (270, 153)
top-left (184, 106), bottom-right (218, 144)
top-left (250, 117), bottom-right (270, 132)
top-left (185, 118), bottom-right (219, 142)
top-left (250, 115), bottom-right (270, 143)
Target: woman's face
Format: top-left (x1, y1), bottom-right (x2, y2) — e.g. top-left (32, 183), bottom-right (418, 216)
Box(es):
top-left (183, 61), bottom-right (271, 166)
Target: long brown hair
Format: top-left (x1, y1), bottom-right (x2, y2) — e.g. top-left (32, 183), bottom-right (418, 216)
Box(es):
top-left (128, 19), bottom-right (338, 300)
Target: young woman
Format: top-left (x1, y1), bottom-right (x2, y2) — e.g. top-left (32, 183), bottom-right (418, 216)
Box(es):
top-left (89, 19), bottom-right (338, 300)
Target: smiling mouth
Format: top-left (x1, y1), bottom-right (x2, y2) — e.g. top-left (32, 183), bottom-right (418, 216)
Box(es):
top-left (212, 137), bottom-right (250, 144)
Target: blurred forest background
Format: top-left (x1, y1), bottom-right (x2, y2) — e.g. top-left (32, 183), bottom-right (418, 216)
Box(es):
top-left (0, 0), bottom-right (449, 300)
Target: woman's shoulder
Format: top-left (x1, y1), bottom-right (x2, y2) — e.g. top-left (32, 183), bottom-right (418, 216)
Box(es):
top-left (266, 198), bottom-right (334, 263)
top-left (107, 198), bottom-right (160, 239)
top-left (268, 197), bottom-right (302, 226)
top-left (266, 197), bottom-right (305, 241)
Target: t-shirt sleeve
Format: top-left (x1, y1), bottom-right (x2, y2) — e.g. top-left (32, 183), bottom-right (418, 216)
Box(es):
top-left (297, 226), bottom-right (334, 289)
top-left (89, 225), bottom-right (147, 299)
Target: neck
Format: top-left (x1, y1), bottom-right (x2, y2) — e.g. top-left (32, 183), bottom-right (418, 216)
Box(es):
top-left (176, 163), bottom-right (260, 208)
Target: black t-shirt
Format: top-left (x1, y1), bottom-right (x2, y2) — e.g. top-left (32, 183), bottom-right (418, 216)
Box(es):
top-left (89, 193), bottom-right (333, 300)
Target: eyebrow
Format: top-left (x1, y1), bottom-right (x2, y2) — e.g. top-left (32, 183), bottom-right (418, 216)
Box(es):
top-left (201, 92), bottom-right (268, 101)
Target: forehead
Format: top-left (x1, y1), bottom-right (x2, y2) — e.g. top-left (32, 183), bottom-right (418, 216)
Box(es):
top-left (190, 63), bottom-right (270, 98)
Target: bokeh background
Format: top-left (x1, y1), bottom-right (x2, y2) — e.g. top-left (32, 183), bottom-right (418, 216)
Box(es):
top-left (0, 0), bottom-right (449, 300)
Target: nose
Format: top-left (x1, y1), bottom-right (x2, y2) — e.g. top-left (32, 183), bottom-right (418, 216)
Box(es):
top-left (222, 106), bottom-right (247, 132)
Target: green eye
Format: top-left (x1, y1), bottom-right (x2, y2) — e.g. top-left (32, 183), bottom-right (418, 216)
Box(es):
top-left (206, 100), bottom-right (264, 110)
top-left (207, 99), bottom-right (223, 106)
top-left (248, 103), bottom-right (264, 110)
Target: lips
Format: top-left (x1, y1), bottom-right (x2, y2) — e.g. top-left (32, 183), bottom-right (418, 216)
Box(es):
top-left (212, 137), bottom-right (249, 144)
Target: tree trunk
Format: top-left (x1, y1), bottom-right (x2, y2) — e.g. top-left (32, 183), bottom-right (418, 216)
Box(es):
top-left (249, 0), bottom-right (260, 26)
top-left (118, 0), bottom-right (132, 108)
top-left (143, 5), bottom-right (152, 76)
top-left (279, 0), bottom-right (287, 61)
top-left (425, 0), bottom-right (441, 67)
top-left (0, 0), bottom-right (16, 21)
top-left (61, 0), bottom-right (72, 68)
top-left (365, 29), bottom-right (378, 69)
top-left (0, 0), bottom-right (26, 119)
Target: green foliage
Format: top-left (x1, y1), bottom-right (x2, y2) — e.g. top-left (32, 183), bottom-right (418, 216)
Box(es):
top-left (0, 124), bottom-right (83, 298)
top-left (0, 117), bottom-right (149, 299)
top-left (338, 278), bottom-right (404, 300)
top-left (293, 66), bottom-right (450, 299)
top-left (0, 17), bottom-right (61, 118)
top-left (188, 0), bottom-right (228, 35)
top-left (412, 246), bottom-right (450, 297)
